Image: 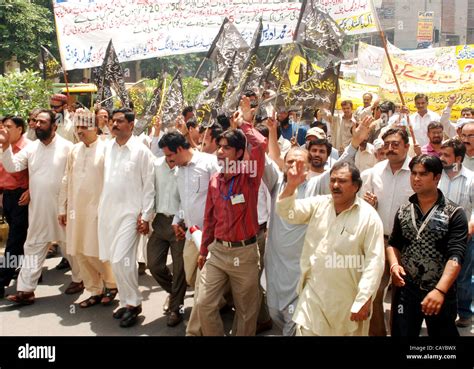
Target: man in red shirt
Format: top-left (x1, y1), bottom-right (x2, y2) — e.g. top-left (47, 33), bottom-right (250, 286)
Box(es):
top-left (0, 116), bottom-right (30, 298)
top-left (196, 97), bottom-right (267, 336)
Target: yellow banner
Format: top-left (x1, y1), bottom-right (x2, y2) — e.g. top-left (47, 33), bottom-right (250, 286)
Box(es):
top-left (288, 55), bottom-right (323, 86)
top-left (379, 87), bottom-right (474, 120)
top-left (337, 80), bottom-right (379, 110)
top-left (456, 44), bottom-right (474, 73)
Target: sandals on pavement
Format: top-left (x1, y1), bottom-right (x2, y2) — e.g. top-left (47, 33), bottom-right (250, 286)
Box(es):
top-left (79, 295), bottom-right (103, 308)
top-left (101, 288), bottom-right (118, 305)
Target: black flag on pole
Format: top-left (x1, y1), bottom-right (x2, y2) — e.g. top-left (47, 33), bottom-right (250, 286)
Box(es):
top-left (207, 18), bottom-right (250, 85)
top-left (39, 45), bottom-right (63, 80)
top-left (195, 52), bottom-right (237, 126)
top-left (133, 77), bottom-right (164, 136)
top-left (294, 0), bottom-right (345, 59)
top-left (161, 70), bottom-right (185, 128)
top-left (95, 40), bottom-right (130, 109)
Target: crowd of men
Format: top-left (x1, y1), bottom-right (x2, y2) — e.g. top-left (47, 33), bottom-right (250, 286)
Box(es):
top-left (0, 90), bottom-right (472, 336)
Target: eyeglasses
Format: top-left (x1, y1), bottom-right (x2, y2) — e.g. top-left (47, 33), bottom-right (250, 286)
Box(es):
top-left (383, 141), bottom-right (401, 149)
top-left (460, 133), bottom-right (474, 140)
top-left (50, 104), bottom-right (63, 110)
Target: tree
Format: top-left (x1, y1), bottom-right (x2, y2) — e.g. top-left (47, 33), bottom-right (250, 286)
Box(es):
top-left (0, 1), bottom-right (57, 71)
top-left (0, 70), bottom-right (51, 118)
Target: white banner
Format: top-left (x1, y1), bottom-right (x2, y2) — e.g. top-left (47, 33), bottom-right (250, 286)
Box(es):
top-left (313, 0), bottom-right (378, 35)
top-left (356, 41), bottom-right (467, 85)
top-left (53, 0), bottom-right (301, 71)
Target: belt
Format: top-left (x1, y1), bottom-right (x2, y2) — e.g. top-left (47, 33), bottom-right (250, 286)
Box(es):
top-left (2, 188), bottom-right (27, 194)
top-left (259, 222), bottom-right (267, 231)
top-left (216, 236), bottom-right (257, 248)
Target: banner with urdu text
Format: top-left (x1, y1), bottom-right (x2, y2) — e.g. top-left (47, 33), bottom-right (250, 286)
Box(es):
top-left (53, 0), bottom-right (301, 70)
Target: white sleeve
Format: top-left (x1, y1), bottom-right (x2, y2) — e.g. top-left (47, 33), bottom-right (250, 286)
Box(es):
top-left (1, 145), bottom-right (29, 173)
top-left (140, 149), bottom-right (156, 222)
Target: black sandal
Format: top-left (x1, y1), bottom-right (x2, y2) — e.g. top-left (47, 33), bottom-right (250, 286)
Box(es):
top-left (79, 295), bottom-right (103, 308)
top-left (101, 288), bottom-right (118, 305)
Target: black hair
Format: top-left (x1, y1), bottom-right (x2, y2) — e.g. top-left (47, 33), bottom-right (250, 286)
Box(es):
top-left (199, 122), bottom-right (223, 141)
top-left (244, 89), bottom-right (257, 98)
top-left (218, 129), bottom-right (246, 160)
top-left (159, 131), bottom-right (191, 152)
top-left (95, 107), bottom-right (111, 118)
top-left (427, 121), bottom-right (443, 131)
top-left (2, 115), bottom-right (26, 134)
top-left (186, 118), bottom-right (198, 130)
top-left (414, 94), bottom-right (429, 103)
top-left (112, 108), bottom-right (135, 123)
top-left (255, 124), bottom-right (269, 139)
top-left (330, 161), bottom-right (362, 191)
top-left (217, 114), bottom-right (230, 131)
top-left (307, 138), bottom-right (332, 155)
top-left (379, 101), bottom-right (396, 114)
top-left (182, 106), bottom-right (194, 117)
top-left (440, 139), bottom-right (466, 163)
top-left (310, 121), bottom-right (328, 134)
top-left (409, 154), bottom-right (443, 177)
top-left (36, 109), bottom-right (56, 125)
top-left (382, 128), bottom-right (409, 145)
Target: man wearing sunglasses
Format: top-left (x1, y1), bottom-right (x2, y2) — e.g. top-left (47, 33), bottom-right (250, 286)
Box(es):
top-left (49, 94), bottom-right (77, 144)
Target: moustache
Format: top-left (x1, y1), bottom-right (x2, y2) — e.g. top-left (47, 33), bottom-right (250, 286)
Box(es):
top-left (332, 189), bottom-right (342, 194)
top-left (112, 126), bottom-right (119, 131)
top-left (387, 151), bottom-right (396, 155)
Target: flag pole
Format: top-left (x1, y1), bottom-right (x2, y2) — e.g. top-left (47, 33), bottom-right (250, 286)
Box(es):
top-left (51, 0), bottom-right (70, 100)
top-left (370, 0), bottom-right (416, 143)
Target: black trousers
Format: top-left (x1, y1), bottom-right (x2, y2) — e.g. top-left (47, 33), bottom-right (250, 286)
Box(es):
top-left (147, 213), bottom-right (186, 313)
top-left (391, 280), bottom-right (459, 337)
top-left (0, 189), bottom-right (28, 288)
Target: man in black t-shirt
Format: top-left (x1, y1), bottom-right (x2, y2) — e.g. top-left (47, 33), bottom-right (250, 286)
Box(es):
top-left (387, 155), bottom-right (468, 337)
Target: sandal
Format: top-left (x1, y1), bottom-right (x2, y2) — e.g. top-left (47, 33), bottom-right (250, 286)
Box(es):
top-left (101, 288), bottom-right (118, 305)
top-left (79, 295), bottom-right (103, 308)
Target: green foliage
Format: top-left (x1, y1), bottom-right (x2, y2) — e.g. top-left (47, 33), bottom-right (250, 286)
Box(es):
top-left (0, 0), bottom-right (57, 70)
top-left (182, 77), bottom-right (206, 105)
top-left (0, 70), bottom-right (51, 118)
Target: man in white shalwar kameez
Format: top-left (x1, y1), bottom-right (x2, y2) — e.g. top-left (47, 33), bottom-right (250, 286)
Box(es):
top-left (58, 112), bottom-right (117, 308)
top-left (0, 110), bottom-right (76, 304)
top-left (98, 108), bottom-right (155, 328)
top-left (276, 160), bottom-right (385, 336)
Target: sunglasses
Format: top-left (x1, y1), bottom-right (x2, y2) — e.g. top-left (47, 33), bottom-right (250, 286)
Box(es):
top-left (50, 104), bottom-right (63, 110)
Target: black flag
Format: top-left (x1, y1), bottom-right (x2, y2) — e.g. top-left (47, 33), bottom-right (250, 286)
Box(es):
top-left (223, 19), bottom-right (265, 113)
top-left (96, 40), bottom-right (130, 109)
top-left (295, 0), bottom-right (345, 59)
top-left (161, 70), bottom-right (185, 128)
top-left (133, 77), bottom-right (164, 136)
top-left (207, 18), bottom-right (250, 85)
top-left (195, 52), bottom-right (237, 126)
top-left (275, 62), bottom-right (340, 114)
top-left (264, 43), bottom-right (304, 92)
top-left (39, 45), bottom-right (63, 80)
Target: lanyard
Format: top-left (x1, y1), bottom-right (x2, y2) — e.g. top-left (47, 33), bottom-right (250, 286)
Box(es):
top-left (410, 203), bottom-right (439, 240)
top-left (220, 177), bottom-right (235, 201)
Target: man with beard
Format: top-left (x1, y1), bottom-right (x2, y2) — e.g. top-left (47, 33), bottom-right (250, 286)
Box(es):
top-left (98, 108), bottom-right (155, 328)
top-left (58, 110), bottom-right (117, 308)
top-left (421, 122), bottom-right (444, 157)
top-left (276, 160), bottom-right (385, 336)
top-left (0, 110), bottom-right (76, 304)
top-left (439, 139), bottom-right (474, 328)
top-left (360, 128), bottom-right (414, 336)
top-left (306, 139), bottom-right (332, 179)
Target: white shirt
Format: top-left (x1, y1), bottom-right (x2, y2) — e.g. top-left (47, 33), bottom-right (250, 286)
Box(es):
top-left (361, 156), bottom-right (413, 236)
top-left (463, 154), bottom-right (474, 172)
top-left (355, 143), bottom-right (377, 173)
top-left (173, 150), bottom-right (220, 237)
top-left (154, 156), bottom-right (180, 216)
top-left (98, 135), bottom-right (155, 262)
top-left (150, 131), bottom-right (165, 158)
top-left (257, 182), bottom-right (271, 225)
top-left (439, 166), bottom-right (474, 221)
top-left (2, 135), bottom-right (73, 244)
top-left (410, 110), bottom-right (441, 147)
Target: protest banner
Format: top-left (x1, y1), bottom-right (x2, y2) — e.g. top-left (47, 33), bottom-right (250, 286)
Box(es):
top-left (337, 79), bottom-right (379, 109)
top-left (313, 0), bottom-right (377, 35)
top-left (53, 0), bottom-right (301, 70)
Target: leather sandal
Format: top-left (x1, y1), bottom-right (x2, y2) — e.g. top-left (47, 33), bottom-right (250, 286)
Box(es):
top-left (6, 291), bottom-right (35, 305)
top-left (65, 281), bottom-right (84, 295)
top-left (101, 288), bottom-right (118, 305)
top-left (79, 295), bottom-right (103, 308)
